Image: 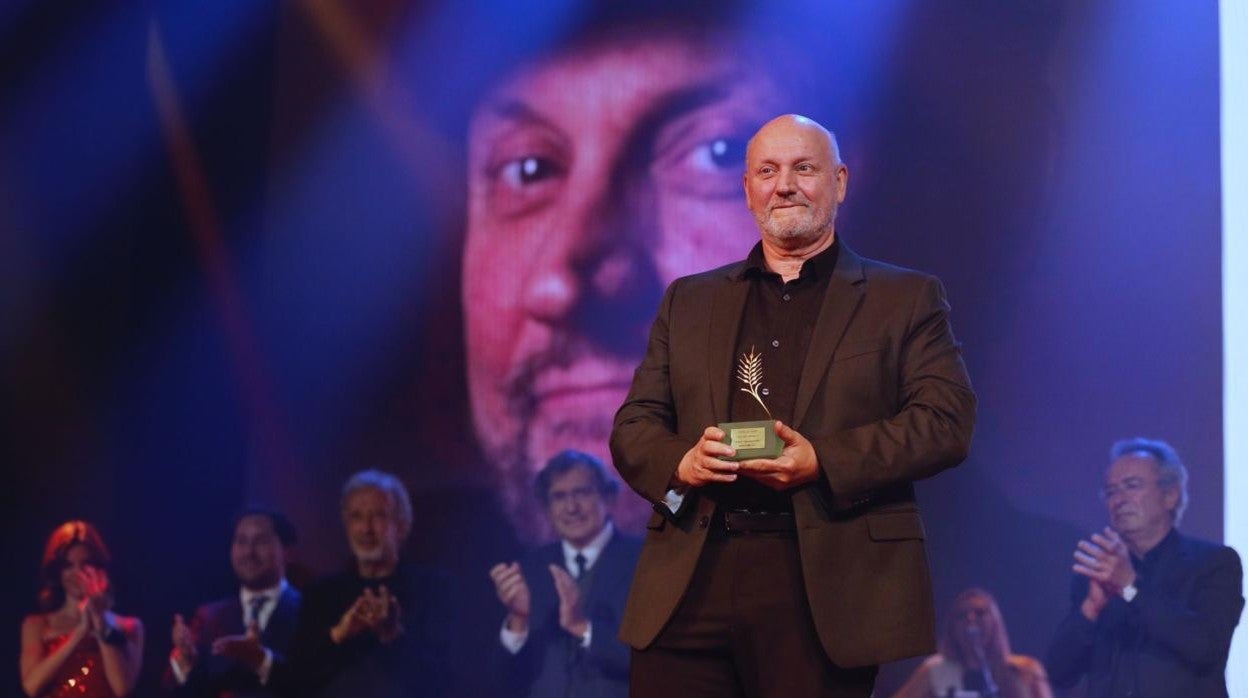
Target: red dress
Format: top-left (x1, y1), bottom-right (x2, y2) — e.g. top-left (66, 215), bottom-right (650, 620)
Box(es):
top-left (38, 634), bottom-right (115, 698)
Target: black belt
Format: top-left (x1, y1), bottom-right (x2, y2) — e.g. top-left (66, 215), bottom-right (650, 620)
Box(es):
top-left (716, 510), bottom-right (796, 534)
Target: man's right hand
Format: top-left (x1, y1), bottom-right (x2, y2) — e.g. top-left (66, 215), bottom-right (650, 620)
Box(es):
top-left (1080, 577), bottom-right (1109, 621)
top-left (673, 426), bottom-right (739, 488)
top-left (329, 596), bottom-right (371, 645)
top-left (170, 613), bottom-right (196, 673)
top-left (489, 562), bottom-right (531, 632)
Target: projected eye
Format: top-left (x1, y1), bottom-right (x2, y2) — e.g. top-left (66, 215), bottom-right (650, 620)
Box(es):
top-left (498, 156), bottom-right (564, 188)
top-left (683, 137), bottom-right (748, 174)
top-left (654, 132), bottom-right (749, 199)
top-left (482, 151), bottom-right (567, 219)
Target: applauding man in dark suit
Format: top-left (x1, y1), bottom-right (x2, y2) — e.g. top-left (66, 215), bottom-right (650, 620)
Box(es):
top-left (1047, 438), bottom-right (1244, 697)
top-left (490, 450), bottom-right (642, 698)
top-left (166, 509), bottom-right (302, 698)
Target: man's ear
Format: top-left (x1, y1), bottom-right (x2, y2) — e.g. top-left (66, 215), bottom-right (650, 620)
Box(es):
top-left (1163, 485), bottom-right (1181, 515)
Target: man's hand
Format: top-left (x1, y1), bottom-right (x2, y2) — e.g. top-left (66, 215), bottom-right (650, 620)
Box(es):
top-left (1080, 577), bottom-right (1109, 621)
top-left (489, 563), bottom-right (531, 633)
top-left (367, 586), bottom-right (403, 645)
top-left (329, 596), bottom-right (371, 644)
top-left (736, 421), bottom-right (820, 491)
top-left (1073, 527), bottom-right (1136, 621)
top-left (170, 614), bottom-right (197, 672)
top-left (1073, 527), bottom-right (1137, 593)
top-left (549, 565), bottom-right (589, 641)
top-left (211, 621), bottom-right (266, 671)
top-left (673, 426), bottom-right (739, 488)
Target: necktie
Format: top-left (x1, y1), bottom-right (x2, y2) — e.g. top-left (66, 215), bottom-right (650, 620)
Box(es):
top-left (247, 595), bottom-right (270, 629)
top-left (573, 553), bottom-right (588, 579)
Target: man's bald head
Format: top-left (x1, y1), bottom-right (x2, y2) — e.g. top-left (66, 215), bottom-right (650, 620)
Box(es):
top-left (746, 114), bottom-right (842, 167)
top-left (744, 113), bottom-right (848, 249)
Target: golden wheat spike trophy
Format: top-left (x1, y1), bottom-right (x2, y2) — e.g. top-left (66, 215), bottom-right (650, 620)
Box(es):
top-left (717, 346), bottom-right (783, 460)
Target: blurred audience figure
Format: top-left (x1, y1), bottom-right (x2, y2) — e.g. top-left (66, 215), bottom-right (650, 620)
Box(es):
top-left (274, 469), bottom-right (452, 697)
top-left (20, 520), bottom-right (144, 697)
top-left (893, 588), bottom-right (1052, 698)
top-left (490, 450), bottom-right (642, 697)
top-left (164, 508), bottom-right (302, 697)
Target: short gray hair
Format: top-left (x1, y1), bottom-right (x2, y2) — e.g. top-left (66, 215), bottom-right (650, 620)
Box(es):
top-left (341, 469), bottom-right (414, 541)
top-left (1110, 437), bottom-right (1189, 525)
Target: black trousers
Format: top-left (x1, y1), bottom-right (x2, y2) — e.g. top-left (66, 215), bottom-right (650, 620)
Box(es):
top-left (630, 528), bottom-right (877, 698)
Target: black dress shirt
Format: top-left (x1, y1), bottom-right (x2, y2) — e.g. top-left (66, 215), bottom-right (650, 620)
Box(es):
top-left (276, 562), bottom-right (453, 698)
top-left (709, 239), bottom-right (839, 514)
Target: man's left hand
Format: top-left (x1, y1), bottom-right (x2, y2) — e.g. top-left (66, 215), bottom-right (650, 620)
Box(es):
top-left (211, 621), bottom-right (266, 672)
top-left (366, 586), bottom-right (404, 645)
top-left (549, 565), bottom-right (589, 640)
top-left (1073, 526), bottom-right (1137, 594)
top-left (736, 421), bottom-right (820, 491)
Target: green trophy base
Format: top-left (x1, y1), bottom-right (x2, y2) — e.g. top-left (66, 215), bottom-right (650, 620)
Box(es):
top-left (717, 420), bottom-right (782, 461)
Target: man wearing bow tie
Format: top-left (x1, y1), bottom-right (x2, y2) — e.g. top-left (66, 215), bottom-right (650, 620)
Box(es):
top-left (490, 450), bottom-right (642, 698)
top-left (166, 509), bottom-right (302, 697)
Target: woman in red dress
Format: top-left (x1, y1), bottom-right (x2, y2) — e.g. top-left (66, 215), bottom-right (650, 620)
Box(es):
top-left (20, 521), bottom-right (144, 697)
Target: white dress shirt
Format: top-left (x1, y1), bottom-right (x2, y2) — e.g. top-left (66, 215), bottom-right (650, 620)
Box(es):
top-left (500, 522), bottom-right (615, 654)
top-left (170, 578), bottom-right (287, 685)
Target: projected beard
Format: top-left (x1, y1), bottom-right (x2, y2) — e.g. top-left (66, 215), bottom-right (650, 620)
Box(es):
top-left (462, 28), bottom-right (787, 540)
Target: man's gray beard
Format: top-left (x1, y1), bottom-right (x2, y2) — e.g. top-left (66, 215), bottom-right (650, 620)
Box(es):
top-left (763, 219), bottom-right (822, 244)
top-left (350, 543), bottom-right (389, 563)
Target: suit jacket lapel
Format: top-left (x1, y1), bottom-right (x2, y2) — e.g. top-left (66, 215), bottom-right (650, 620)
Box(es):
top-left (264, 587), bottom-right (298, 642)
top-left (583, 535), bottom-right (624, 605)
top-left (793, 243), bottom-right (866, 429)
top-left (708, 264), bottom-right (751, 421)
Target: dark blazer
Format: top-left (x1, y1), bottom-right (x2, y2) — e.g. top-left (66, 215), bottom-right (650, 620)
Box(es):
top-left (1046, 531), bottom-right (1244, 697)
top-left (610, 242), bottom-right (976, 668)
top-left (274, 562), bottom-right (452, 698)
top-left (501, 531), bottom-right (643, 698)
top-left (167, 585), bottom-right (302, 698)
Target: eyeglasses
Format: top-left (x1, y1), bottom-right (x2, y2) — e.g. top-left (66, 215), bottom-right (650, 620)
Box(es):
top-left (1099, 477), bottom-right (1163, 501)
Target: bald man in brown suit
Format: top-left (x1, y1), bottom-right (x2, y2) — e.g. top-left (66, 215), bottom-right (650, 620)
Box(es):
top-left (610, 114), bottom-right (977, 697)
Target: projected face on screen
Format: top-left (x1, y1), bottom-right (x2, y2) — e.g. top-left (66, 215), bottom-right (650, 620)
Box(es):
top-left (463, 29), bottom-right (785, 538)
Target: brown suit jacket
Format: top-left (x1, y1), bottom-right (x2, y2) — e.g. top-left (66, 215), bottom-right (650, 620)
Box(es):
top-left (609, 242), bottom-right (976, 668)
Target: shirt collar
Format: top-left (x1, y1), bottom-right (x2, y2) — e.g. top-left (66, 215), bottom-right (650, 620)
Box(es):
top-left (737, 236), bottom-right (841, 281)
top-left (240, 578), bottom-right (287, 607)
top-left (561, 521), bottom-right (615, 575)
top-left (1136, 527), bottom-right (1179, 569)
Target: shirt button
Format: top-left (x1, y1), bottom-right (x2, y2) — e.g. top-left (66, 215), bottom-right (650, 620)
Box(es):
top-left (699, 515), bottom-right (710, 529)
top-left (771, 340), bottom-right (780, 348)
top-left (783, 294), bottom-right (791, 301)
top-left (761, 388), bottom-right (770, 396)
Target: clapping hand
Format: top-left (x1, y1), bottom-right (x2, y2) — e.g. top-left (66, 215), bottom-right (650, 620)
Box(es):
top-left (212, 621), bottom-right (266, 671)
top-left (331, 586), bottom-right (402, 645)
top-left (549, 565), bottom-right (589, 640)
top-left (170, 614), bottom-right (197, 672)
top-left (1072, 527), bottom-right (1136, 620)
top-left (489, 562), bottom-right (532, 633)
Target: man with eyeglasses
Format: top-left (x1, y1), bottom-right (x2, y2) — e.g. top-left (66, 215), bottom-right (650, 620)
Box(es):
top-left (1046, 437), bottom-right (1244, 697)
top-left (488, 450), bottom-right (642, 698)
